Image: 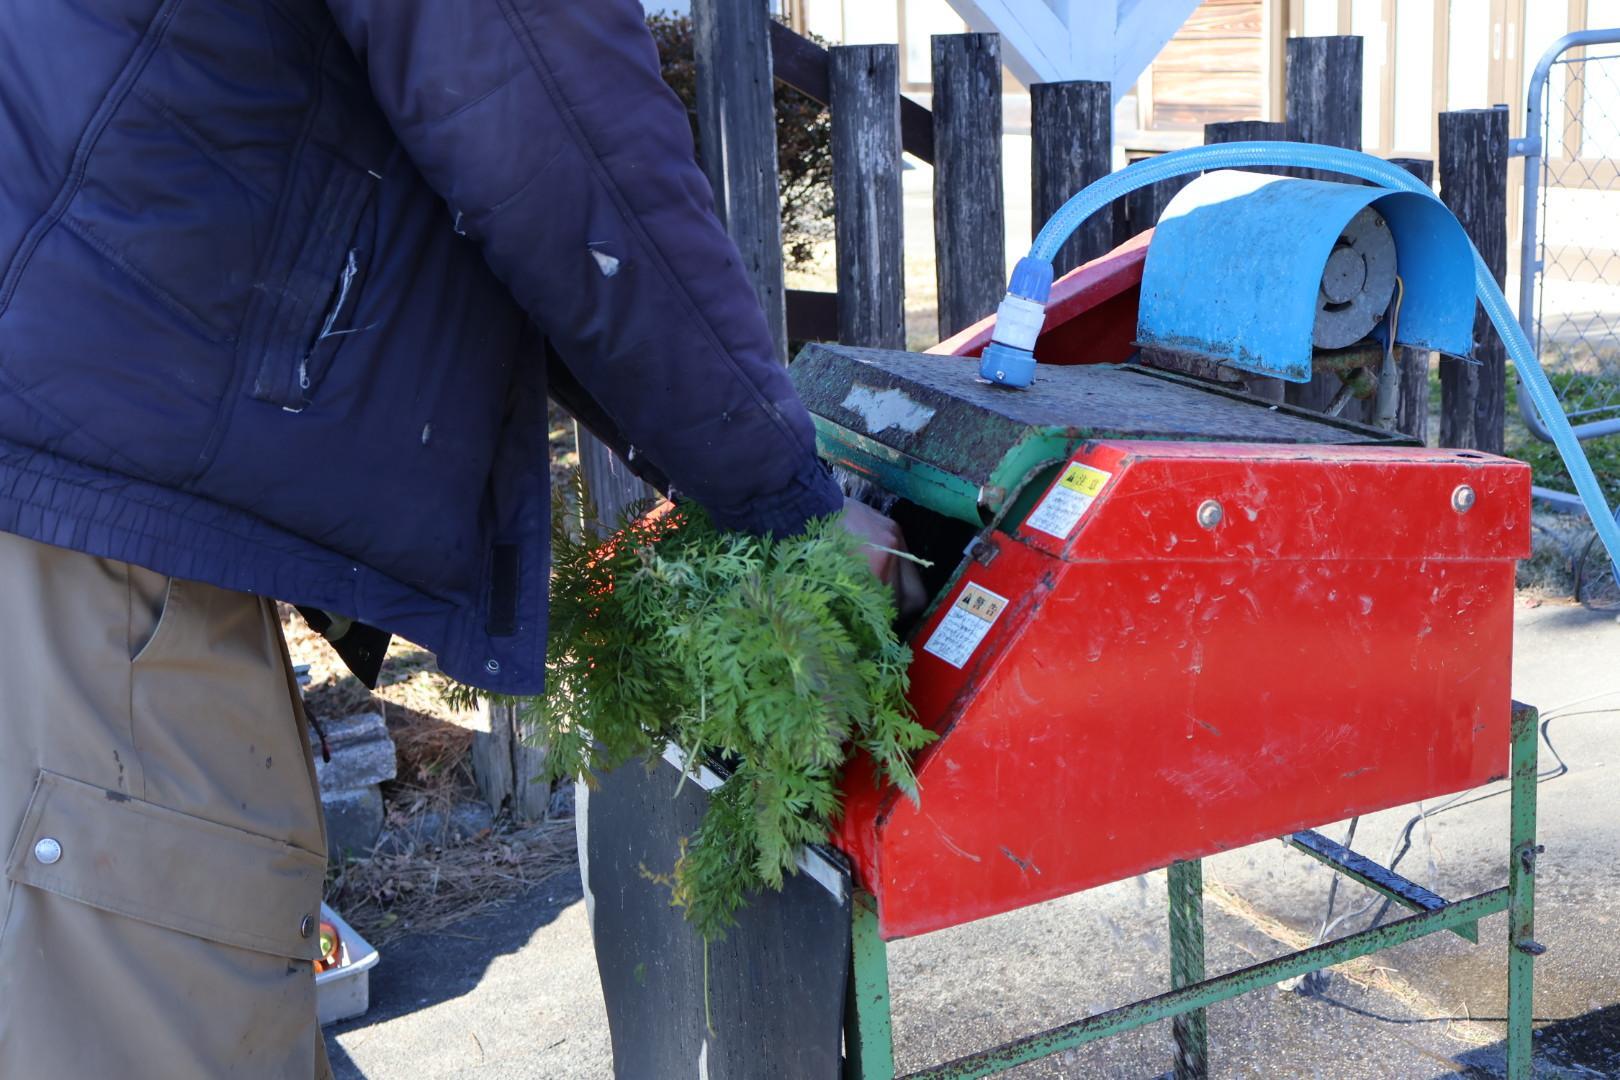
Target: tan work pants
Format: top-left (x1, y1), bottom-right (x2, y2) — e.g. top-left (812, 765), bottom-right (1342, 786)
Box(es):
top-left (0, 531), bottom-right (333, 1079)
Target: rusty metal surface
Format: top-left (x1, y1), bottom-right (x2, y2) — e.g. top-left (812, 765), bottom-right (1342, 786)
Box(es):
top-left (796, 344), bottom-right (1397, 445)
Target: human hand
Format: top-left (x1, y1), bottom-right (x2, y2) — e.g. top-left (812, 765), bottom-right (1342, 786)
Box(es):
top-left (839, 497), bottom-right (929, 619)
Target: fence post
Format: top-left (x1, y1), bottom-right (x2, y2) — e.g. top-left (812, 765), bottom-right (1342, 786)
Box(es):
top-left (1111, 166), bottom-right (1190, 248)
top-left (576, 431), bottom-right (656, 534)
top-left (1284, 36), bottom-right (1364, 179)
top-left (830, 44), bottom-right (906, 350)
top-left (1032, 80), bottom-right (1111, 277)
top-left (1389, 157), bottom-right (1436, 443)
top-left (693, 0), bottom-right (789, 362)
top-left (1438, 107), bottom-right (1510, 453)
top-left (1204, 120), bottom-right (1288, 402)
top-left (932, 33), bottom-right (1006, 340)
top-left (1285, 36), bottom-right (1366, 417)
top-left (1205, 119), bottom-right (1285, 163)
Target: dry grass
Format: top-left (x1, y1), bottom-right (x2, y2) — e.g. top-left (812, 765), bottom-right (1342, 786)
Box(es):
top-left (325, 818), bottom-right (578, 946)
top-left (384, 706), bottom-right (477, 823)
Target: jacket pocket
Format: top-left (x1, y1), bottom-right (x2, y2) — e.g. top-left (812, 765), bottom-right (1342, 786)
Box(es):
top-left (246, 160), bottom-right (379, 412)
top-left (4, 770), bottom-right (325, 959)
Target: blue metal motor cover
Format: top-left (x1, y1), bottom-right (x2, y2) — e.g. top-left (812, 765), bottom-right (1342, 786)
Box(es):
top-left (1137, 170), bottom-right (1476, 383)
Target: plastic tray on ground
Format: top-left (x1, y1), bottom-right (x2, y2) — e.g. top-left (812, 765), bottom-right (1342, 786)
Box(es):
top-left (315, 902), bottom-right (380, 1026)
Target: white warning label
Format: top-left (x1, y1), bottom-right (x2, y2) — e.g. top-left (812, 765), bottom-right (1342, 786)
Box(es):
top-left (922, 583), bottom-right (1009, 669)
top-left (1024, 463), bottom-right (1112, 538)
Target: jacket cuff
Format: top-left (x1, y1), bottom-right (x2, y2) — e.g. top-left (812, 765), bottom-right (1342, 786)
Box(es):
top-left (705, 457), bottom-right (844, 538)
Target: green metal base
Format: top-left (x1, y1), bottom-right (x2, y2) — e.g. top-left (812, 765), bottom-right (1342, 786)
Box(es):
top-left (844, 703), bottom-right (1541, 1079)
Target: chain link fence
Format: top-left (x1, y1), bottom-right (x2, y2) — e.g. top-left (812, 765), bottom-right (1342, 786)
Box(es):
top-left (1518, 30), bottom-right (1620, 443)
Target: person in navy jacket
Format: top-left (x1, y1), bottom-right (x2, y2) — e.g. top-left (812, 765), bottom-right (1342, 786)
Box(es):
top-left (0, 2), bottom-right (914, 1075)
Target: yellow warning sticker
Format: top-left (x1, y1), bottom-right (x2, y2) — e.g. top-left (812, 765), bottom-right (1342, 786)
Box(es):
top-left (1025, 463), bottom-right (1112, 538)
top-left (923, 583), bottom-right (1009, 668)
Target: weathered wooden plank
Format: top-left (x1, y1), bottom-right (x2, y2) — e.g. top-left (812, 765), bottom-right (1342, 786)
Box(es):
top-left (1110, 161), bottom-right (1190, 247)
top-left (1283, 36), bottom-right (1363, 172)
top-left (1152, 101), bottom-right (1270, 128)
top-left (786, 288), bottom-right (839, 343)
top-left (577, 428), bottom-right (656, 536)
top-left (586, 760), bottom-right (852, 1079)
top-left (1152, 68), bottom-right (1268, 107)
top-left (769, 18), bottom-right (829, 101)
top-left (1203, 119), bottom-right (1284, 159)
top-left (1204, 120), bottom-right (1287, 403)
top-left (470, 697), bottom-right (514, 818)
top-left (898, 92), bottom-right (938, 166)
top-left (694, 0), bottom-right (788, 362)
top-left (1438, 107), bottom-right (1509, 453)
top-left (471, 701), bottom-right (552, 822)
top-left (1389, 156), bottom-right (1436, 443)
top-left (509, 722), bottom-right (551, 821)
top-left (1155, 38), bottom-right (1264, 72)
top-left (1032, 80), bottom-right (1112, 277)
top-left (1284, 35), bottom-right (1366, 418)
top-left (830, 44), bottom-right (906, 350)
top-left (768, 20), bottom-right (935, 165)
top-left (1176, 1), bottom-right (1264, 39)
top-left (932, 33), bottom-right (1006, 340)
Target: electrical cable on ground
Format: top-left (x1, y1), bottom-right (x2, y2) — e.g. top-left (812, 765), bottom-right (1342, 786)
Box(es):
top-left (1293, 689), bottom-right (1618, 1007)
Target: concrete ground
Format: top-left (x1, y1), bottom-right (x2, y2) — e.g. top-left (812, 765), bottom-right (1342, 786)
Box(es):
top-left (328, 598), bottom-right (1620, 1079)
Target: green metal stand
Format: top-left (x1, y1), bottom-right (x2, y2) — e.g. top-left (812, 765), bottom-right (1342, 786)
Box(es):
top-left (843, 703), bottom-right (1541, 1079)
top-left (1167, 859), bottom-right (1209, 1079)
top-left (1506, 702), bottom-right (1543, 1079)
top-left (847, 893), bottom-right (895, 1080)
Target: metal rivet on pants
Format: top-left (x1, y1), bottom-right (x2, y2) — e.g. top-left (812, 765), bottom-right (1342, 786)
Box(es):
top-left (1196, 499), bottom-right (1224, 529)
top-left (1452, 484), bottom-right (1477, 513)
top-left (33, 838), bottom-right (62, 865)
top-left (300, 914), bottom-right (316, 939)
top-left (485, 659), bottom-right (501, 674)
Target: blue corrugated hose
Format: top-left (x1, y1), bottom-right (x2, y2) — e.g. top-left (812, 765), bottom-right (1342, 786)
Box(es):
top-left (989, 140), bottom-right (1620, 581)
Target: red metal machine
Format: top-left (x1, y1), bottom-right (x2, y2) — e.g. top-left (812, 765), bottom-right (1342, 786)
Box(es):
top-left (791, 237), bottom-right (1530, 942)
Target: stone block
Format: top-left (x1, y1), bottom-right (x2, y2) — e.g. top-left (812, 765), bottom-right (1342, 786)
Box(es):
top-left (373, 801), bottom-right (495, 855)
top-left (322, 785), bottom-right (385, 863)
top-left (311, 712), bottom-right (396, 792)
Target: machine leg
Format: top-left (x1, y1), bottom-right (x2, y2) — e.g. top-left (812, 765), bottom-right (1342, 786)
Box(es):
top-left (1505, 704), bottom-right (1541, 1079)
top-left (1167, 859), bottom-right (1210, 1080)
top-left (846, 893), bottom-right (895, 1080)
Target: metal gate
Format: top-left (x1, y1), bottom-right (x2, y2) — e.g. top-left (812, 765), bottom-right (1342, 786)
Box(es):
top-left (1517, 28), bottom-right (1620, 443)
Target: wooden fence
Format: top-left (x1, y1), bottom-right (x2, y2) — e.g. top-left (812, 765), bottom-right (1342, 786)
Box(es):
top-left (635, 18), bottom-right (1505, 458)
top-left (716, 19), bottom-right (1505, 446)
top-left (479, 16), bottom-right (1510, 818)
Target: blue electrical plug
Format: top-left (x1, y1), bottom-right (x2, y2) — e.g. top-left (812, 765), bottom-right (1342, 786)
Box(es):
top-left (980, 341), bottom-right (1037, 388)
top-left (978, 256), bottom-right (1054, 388)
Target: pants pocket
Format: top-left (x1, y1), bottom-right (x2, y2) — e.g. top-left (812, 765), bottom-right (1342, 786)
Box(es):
top-left (128, 570), bottom-right (181, 664)
top-left (0, 770), bottom-right (327, 1078)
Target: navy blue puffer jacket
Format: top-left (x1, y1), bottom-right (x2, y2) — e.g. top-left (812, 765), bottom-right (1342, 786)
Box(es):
top-left (0, 0), bottom-right (842, 692)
